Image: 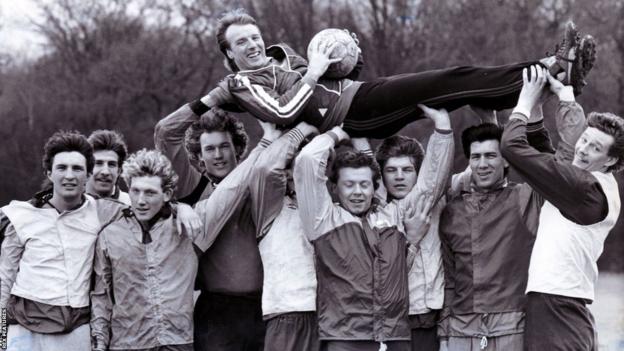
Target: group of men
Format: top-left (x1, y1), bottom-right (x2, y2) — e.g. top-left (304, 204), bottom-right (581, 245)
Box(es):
top-left (0, 8), bottom-right (622, 351)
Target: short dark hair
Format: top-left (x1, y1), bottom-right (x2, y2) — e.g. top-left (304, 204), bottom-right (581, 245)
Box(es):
top-left (461, 123), bottom-right (503, 158)
top-left (376, 135), bottom-right (425, 173)
top-left (329, 149), bottom-right (381, 190)
top-left (184, 108), bottom-right (248, 167)
top-left (216, 8), bottom-right (258, 72)
top-left (587, 112), bottom-right (624, 172)
top-left (88, 129), bottom-right (128, 165)
top-left (42, 131), bottom-right (94, 173)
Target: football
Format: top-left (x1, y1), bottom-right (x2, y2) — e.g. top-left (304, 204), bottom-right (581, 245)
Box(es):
top-left (307, 28), bottom-right (360, 79)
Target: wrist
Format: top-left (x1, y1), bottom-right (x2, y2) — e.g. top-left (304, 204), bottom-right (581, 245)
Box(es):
top-left (263, 132), bottom-right (281, 142)
top-left (330, 126), bottom-right (349, 141)
top-left (528, 105), bottom-right (544, 123)
top-left (512, 104), bottom-right (531, 120)
top-left (200, 94), bottom-right (214, 107)
top-left (434, 119), bottom-right (451, 131)
top-left (557, 86), bottom-right (575, 102)
top-left (296, 122), bottom-right (317, 137)
top-left (304, 70), bottom-right (321, 83)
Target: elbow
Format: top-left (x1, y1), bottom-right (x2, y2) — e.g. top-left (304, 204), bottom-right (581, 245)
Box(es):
top-left (154, 121), bottom-right (165, 141)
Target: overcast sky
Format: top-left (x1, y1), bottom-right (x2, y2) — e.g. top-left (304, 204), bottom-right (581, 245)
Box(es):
top-left (1, 0), bottom-right (47, 59)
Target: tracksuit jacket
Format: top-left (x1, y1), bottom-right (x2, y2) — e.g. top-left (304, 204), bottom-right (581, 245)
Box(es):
top-left (208, 44), bottom-right (363, 132)
top-left (293, 128), bottom-right (453, 342)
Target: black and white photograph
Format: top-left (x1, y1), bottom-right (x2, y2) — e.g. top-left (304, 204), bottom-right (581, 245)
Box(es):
top-left (0, 0), bottom-right (622, 350)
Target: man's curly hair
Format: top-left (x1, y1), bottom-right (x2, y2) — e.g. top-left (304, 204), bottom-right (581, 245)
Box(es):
top-left (376, 135), bottom-right (425, 173)
top-left (122, 149), bottom-right (178, 195)
top-left (329, 149), bottom-right (382, 190)
top-left (587, 112), bottom-right (624, 172)
top-left (184, 108), bottom-right (248, 170)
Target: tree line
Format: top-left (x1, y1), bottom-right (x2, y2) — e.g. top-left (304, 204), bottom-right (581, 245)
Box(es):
top-left (0, 0), bottom-right (622, 270)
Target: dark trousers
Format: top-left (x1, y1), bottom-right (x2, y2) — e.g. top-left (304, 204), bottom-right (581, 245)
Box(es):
top-left (193, 291), bottom-right (265, 351)
top-left (410, 327), bottom-right (439, 351)
top-left (344, 61), bottom-right (535, 138)
top-left (264, 312), bottom-right (319, 351)
top-left (525, 292), bottom-right (597, 351)
top-left (409, 311), bottom-right (439, 351)
top-left (321, 340), bottom-right (411, 351)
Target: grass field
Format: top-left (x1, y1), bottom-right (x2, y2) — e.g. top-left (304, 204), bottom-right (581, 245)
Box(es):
top-left (591, 272), bottom-right (624, 350)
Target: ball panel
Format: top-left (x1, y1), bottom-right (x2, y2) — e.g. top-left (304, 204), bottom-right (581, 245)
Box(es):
top-left (307, 28), bottom-right (360, 78)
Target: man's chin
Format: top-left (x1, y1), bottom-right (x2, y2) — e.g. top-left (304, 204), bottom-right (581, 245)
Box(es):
top-left (572, 159), bottom-right (588, 170)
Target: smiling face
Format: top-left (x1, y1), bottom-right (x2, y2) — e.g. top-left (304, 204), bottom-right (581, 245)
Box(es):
top-left (48, 151), bottom-right (88, 204)
top-left (199, 131), bottom-right (238, 179)
top-left (129, 176), bottom-right (171, 225)
top-left (469, 140), bottom-right (507, 191)
top-left (336, 167), bottom-right (375, 216)
top-left (87, 150), bottom-right (120, 197)
top-left (573, 127), bottom-right (617, 172)
top-left (224, 23), bottom-right (269, 71)
top-left (382, 156), bottom-right (418, 200)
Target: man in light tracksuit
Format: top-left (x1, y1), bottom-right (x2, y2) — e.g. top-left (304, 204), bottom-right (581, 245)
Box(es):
top-left (294, 105), bottom-right (453, 351)
top-left (186, 122), bottom-right (317, 351)
top-left (501, 65), bottom-right (624, 351)
top-left (248, 122), bottom-right (319, 351)
top-left (90, 149), bottom-right (206, 351)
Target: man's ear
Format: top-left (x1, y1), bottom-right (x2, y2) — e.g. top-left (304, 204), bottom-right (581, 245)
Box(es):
top-left (164, 189), bottom-right (173, 203)
top-left (226, 48), bottom-right (234, 60)
top-left (604, 156), bottom-right (618, 170)
top-left (46, 170), bottom-right (52, 181)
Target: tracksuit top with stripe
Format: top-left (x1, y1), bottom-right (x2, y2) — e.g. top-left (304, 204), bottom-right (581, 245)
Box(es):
top-left (293, 129), bottom-right (453, 342)
top-left (211, 44), bottom-right (363, 132)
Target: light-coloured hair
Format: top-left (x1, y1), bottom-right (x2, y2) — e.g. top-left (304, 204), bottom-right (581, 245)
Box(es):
top-left (122, 149), bottom-right (178, 194)
top-left (587, 112), bottom-right (624, 172)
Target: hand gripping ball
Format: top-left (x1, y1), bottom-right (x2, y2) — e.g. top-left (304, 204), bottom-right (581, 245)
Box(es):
top-left (307, 28), bottom-right (360, 78)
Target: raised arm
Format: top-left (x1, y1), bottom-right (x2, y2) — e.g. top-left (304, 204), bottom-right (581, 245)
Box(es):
top-left (501, 65), bottom-right (608, 225)
top-left (250, 122), bottom-right (318, 238)
top-left (294, 126), bottom-right (347, 241)
top-left (154, 104), bottom-right (203, 199)
top-left (90, 235), bottom-right (113, 351)
top-left (192, 124), bottom-right (280, 251)
top-left (400, 105), bottom-right (454, 218)
top-left (351, 137), bottom-right (388, 201)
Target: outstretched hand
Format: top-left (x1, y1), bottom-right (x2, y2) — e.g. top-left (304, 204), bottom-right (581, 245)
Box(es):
top-left (470, 106), bottom-right (498, 126)
top-left (176, 203), bottom-right (202, 239)
top-left (307, 40), bottom-right (343, 81)
top-left (517, 65), bottom-right (548, 114)
top-left (418, 104), bottom-right (451, 130)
